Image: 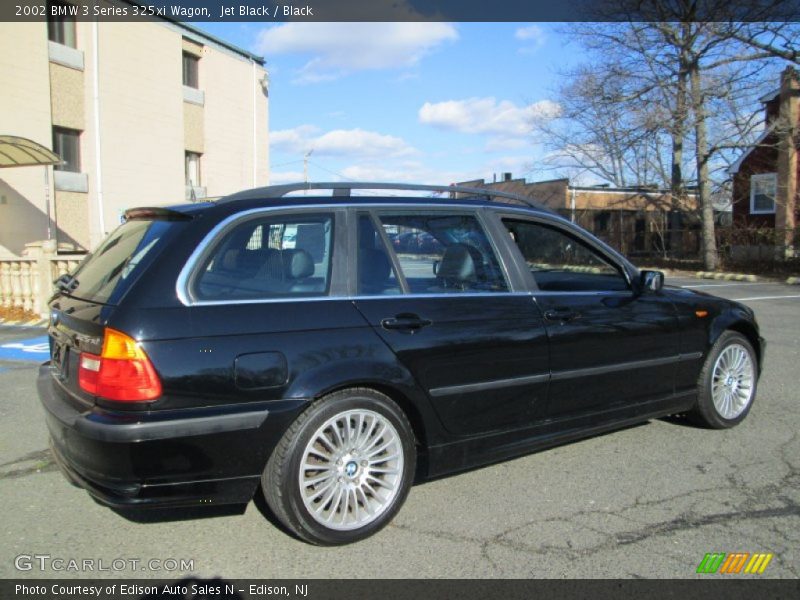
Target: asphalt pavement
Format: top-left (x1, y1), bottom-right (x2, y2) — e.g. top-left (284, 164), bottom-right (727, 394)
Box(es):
top-left (0, 275), bottom-right (798, 579)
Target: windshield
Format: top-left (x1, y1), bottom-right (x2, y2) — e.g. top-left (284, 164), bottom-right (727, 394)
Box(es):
top-left (67, 219), bottom-right (178, 304)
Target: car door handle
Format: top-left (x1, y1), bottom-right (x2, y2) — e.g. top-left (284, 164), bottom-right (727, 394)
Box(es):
top-left (381, 314), bottom-right (433, 332)
top-left (544, 308), bottom-right (580, 323)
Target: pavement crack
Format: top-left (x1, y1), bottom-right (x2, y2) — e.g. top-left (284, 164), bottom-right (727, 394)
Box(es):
top-left (0, 448), bottom-right (57, 480)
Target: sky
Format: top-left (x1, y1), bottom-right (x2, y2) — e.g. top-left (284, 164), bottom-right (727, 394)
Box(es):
top-left (194, 22), bottom-right (585, 187)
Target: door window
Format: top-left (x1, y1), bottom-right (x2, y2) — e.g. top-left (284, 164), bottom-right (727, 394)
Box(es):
top-left (503, 219), bottom-right (628, 292)
top-left (378, 214), bottom-right (508, 294)
top-left (193, 214), bottom-right (333, 301)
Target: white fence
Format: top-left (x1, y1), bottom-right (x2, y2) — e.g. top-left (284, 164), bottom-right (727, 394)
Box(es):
top-left (0, 242), bottom-right (84, 318)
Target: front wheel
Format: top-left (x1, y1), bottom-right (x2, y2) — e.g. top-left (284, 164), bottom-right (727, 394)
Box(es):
top-left (690, 331), bottom-right (758, 429)
top-left (262, 388), bottom-right (416, 545)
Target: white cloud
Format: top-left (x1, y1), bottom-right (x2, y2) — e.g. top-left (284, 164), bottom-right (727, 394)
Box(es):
top-left (271, 125), bottom-right (416, 159)
top-left (255, 22), bottom-right (458, 83)
top-left (515, 25), bottom-right (546, 55)
top-left (418, 97), bottom-right (560, 139)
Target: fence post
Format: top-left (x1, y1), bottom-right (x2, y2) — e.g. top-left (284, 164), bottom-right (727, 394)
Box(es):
top-left (22, 240), bottom-right (57, 318)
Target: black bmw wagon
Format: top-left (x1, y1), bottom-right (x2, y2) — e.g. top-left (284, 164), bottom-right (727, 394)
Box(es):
top-left (38, 182), bottom-right (764, 545)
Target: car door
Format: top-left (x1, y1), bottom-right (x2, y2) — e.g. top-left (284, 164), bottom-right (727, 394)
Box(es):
top-left (351, 208), bottom-right (550, 437)
top-left (496, 213), bottom-right (681, 420)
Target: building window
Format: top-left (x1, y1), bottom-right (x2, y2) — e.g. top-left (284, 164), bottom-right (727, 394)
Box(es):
top-left (47, 1), bottom-right (77, 48)
top-left (750, 173), bottom-right (777, 214)
top-left (52, 127), bottom-right (80, 172)
top-left (185, 152), bottom-right (201, 187)
top-left (182, 52), bottom-right (199, 88)
top-left (593, 211), bottom-right (611, 234)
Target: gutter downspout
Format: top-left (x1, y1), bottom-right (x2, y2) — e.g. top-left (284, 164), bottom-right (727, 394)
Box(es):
top-left (92, 19), bottom-right (106, 242)
top-left (570, 187), bottom-right (576, 223)
top-left (252, 59), bottom-right (257, 187)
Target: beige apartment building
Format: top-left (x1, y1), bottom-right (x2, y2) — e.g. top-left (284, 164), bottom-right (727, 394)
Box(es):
top-left (0, 13), bottom-right (269, 258)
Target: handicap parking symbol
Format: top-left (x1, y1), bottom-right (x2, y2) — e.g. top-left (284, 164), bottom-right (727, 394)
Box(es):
top-left (0, 336), bottom-right (50, 362)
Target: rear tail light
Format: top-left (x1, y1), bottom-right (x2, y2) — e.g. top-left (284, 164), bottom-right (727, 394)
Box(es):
top-left (78, 328), bottom-right (162, 402)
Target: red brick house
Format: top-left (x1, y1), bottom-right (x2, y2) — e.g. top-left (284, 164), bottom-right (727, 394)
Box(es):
top-left (729, 67), bottom-right (798, 256)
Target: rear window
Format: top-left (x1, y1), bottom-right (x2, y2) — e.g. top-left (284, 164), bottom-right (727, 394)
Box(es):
top-left (68, 219), bottom-right (177, 304)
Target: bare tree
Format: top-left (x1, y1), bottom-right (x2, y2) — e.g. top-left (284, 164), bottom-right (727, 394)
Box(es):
top-left (539, 0), bottom-right (799, 269)
top-left (532, 67), bottom-right (672, 188)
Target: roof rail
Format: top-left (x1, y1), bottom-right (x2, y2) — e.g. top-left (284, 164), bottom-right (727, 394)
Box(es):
top-left (218, 181), bottom-right (554, 213)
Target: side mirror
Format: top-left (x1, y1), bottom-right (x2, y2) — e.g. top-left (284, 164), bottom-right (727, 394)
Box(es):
top-left (432, 260), bottom-right (440, 275)
top-left (639, 270), bottom-right (664, 293)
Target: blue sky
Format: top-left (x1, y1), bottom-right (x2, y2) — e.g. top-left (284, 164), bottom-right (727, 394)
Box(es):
top-left (195, 22), bottom-right (585, 186)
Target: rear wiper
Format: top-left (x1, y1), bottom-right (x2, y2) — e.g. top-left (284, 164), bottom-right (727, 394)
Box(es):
top-left (55, 274), bottom-right (79, 293)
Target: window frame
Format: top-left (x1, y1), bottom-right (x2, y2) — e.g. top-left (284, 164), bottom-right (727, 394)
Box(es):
top-left (52, 126), bottom-right (81, 172)
top-left (180, 207), bottom-right (347, 306)
top-left (749, 172), bottom-right (777, 215)
top-left (47, 1), bottom-right (77, 48)
top-left (359, 207), bottom-right (516, 297)
top-left (489, 209), bottom-right (636, 294)
top-left (182, 52), bottom-right (200, 89)
top-left (185, 151), bottom-right (202, 187)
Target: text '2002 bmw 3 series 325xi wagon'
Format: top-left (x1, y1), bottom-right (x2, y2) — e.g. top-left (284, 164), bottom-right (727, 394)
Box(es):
top-left (38, 182), bottom-right (765, 545)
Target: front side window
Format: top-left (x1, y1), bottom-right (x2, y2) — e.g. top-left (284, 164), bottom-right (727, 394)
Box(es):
top-left (193, 214), bottom-right (333, 301)
top-left (377, 213), bottom-right (508, 294)
top-left (750, 173), bottom-right (776, 214)
top-left (182, 52), bottom-right (199, 88)
top-left (504, 219), bottom-right (628, 292)
top-left (47, 1), bottom-right (77, 48)
top-left (52, 127), bottom-right (80, 172)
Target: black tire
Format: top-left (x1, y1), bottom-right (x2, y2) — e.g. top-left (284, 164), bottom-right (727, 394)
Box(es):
top-left (689, 331), bottom-right (758, 429)
top-left (262, 387), bottom-right (416, 545)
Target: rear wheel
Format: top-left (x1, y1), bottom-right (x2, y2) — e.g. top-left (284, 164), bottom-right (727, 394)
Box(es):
top-left (262, 388), bottom-right (416, 545)
top-left (690, 331), bottom-right (758, 429)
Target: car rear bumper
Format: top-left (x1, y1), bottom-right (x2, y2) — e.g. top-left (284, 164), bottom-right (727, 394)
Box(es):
top-left (37, 362), bottom-right (306, 508)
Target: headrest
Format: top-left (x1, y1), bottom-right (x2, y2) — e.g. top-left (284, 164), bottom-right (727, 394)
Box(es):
top-left (283, 249), bottom-right (315, 280)
top-left (221, 249), bottom-right (239, 270)
top-left (437, 244), bottom-right (479, 282)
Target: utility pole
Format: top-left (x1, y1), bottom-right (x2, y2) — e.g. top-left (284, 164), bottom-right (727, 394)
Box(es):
top-left (303, 149), bottom-right (313, 194)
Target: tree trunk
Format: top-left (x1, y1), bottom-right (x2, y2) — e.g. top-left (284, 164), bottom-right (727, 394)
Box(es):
top-left (689, 61), bottom-right (718, 271)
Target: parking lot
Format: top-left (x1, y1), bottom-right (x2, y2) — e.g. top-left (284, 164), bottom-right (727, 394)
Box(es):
top-left (0, 275), bottom-right (798, 579)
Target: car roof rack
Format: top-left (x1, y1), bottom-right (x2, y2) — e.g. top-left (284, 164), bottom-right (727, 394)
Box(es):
top-left (217, 181), bottom-right (554, 214)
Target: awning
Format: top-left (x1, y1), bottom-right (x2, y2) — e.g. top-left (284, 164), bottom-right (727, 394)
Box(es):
top-left (0, 135), bottom-right (62, 168)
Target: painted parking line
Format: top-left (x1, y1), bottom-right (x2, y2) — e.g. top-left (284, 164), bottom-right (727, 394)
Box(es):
top-left (681, 282), bottom-right (763, 288)
top-left (0, 336), bottom-right (49, 362)
top-left (732, 295), bottom-right (800, 302)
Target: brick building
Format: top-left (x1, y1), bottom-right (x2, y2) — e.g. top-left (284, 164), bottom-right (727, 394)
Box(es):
top-left (729, 67), bottom-right (799, 257)
top-left (455, 175), bottom-right (699, 258)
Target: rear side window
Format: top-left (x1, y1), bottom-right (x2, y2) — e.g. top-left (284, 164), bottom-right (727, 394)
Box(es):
top-left (68, 219), bottom-right (176, 305)
top-left (193, 213), bottom-right (333, 301)
top-left (377, 213), bottom-right (508, 294)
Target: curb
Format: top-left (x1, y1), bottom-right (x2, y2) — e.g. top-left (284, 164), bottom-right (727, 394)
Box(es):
top-left (787, 277), bottom-right (800, 285)
top-left (695, 271), bottom-right (758, 282)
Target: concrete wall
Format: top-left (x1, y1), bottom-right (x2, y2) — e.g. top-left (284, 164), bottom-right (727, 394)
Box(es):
top-left (94, 22), bottom-right (185, 239)
top-left (0, 23), bottom-right (55, 258)
top-left (203, 46), bottom-right (269, 195)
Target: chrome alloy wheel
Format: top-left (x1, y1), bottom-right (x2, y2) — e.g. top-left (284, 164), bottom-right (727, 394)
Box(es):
top-left (711, 343), bottom-right (755, 420)
top-left (298, 409), bottom-right (404, 531)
